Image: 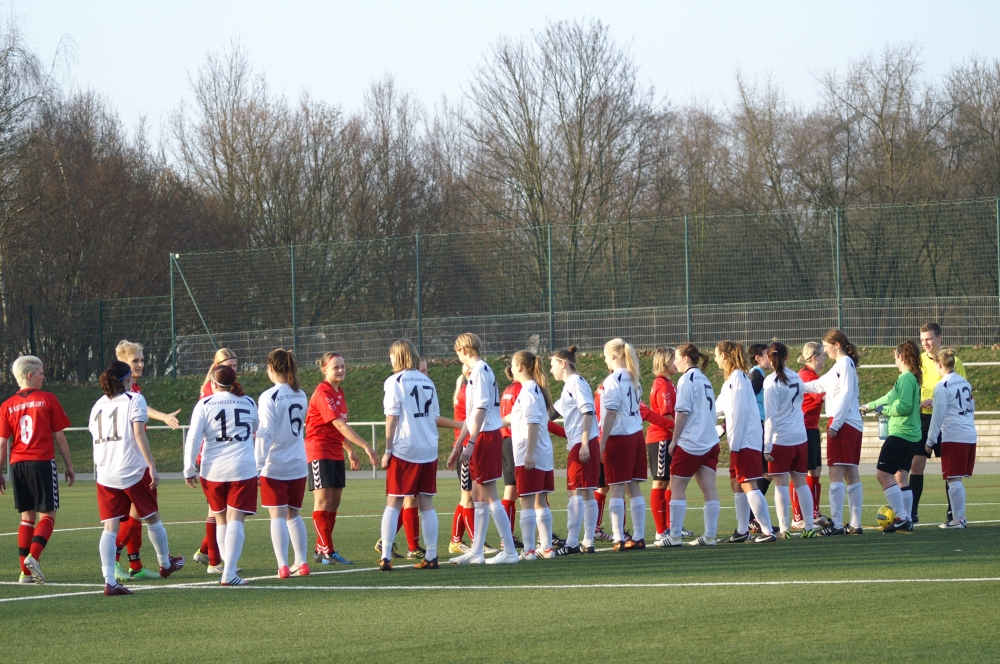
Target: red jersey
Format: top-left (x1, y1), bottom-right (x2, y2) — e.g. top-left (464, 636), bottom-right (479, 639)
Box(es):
top-left (499, 381), bottom-right (522, 438)
top-left (643, 375), bottom-right (676, 443)
top-left (305, 381), bottom-right (348, 461)
top-left (799, 366), bottom-right (824, 429)
top-left (200, 383), bottom-right (212, 399)
top-left (454, 382), bottom-right (467, 443)
top-left (0, 389), bottom-right (70, 463)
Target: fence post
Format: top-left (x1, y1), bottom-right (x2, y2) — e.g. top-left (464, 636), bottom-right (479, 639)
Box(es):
top-left (290, 243), bottom-right (298, 356)
top-left (415, 234), bottom-right (423, 355)
top-left (835, 207), bottom-right (843, 329)
top-left (170, 255), bottom-right (177, 378)
top-left (684, 214), bottom-right (692, 341)
top-left (996, 198), bottom-right (999, 315)
top-left (547, 224), bottom-right (555, 351)
top-left (98, 298), bottom-right (105, 369)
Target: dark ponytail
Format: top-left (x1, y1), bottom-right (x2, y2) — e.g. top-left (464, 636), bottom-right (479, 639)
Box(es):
top-left (551, 345), bottom-right (579, 368)
top-left (99, 361), bottom-right (131, 398)
top-left (267, 348), bottom-right (300, 392)
top-left (211, 364), bottom-right (245, 397)
top-left (768, 342), bottom-right (790, 385)
top-left (677, 343), bottom-right (710, 371)
top-left (896, 340), bottom-right (922, 385)
top-left (822, 329), bottom-right (861, 365)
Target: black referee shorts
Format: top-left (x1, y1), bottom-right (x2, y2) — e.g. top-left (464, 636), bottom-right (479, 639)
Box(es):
top-left (916, 413), bottom-right (940, 458)
top-left (308, 459), bottom-right (346, 491)
top-left (876, 436), bottom-right (918, 475)
top-left (806, 428), bottom-right (822, 471)
top-left (11, 460), bottom-right (59, 513)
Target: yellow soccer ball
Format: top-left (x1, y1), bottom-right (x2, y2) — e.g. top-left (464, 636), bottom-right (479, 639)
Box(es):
top-left (876, 505), bottom-right (896, 529)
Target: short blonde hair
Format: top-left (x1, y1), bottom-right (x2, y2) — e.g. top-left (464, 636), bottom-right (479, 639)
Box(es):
top-left (453, 332), bottom-right (483, 357)
top-left (390, 339), bottom-right (420, 372)
top-left (115, 339), bottom-right (143, 361)
top-left (12, 355), bottom-right (43, 388)
top-left (798, 341), bottom-right (823, 364)
top-left (652, 347), bottom-right (675, 377)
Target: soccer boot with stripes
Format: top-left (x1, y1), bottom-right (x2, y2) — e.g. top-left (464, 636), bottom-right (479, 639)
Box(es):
top-left (415, 557), bottom-right (439, 569)
top-left (939, 519), bottom-right (967, 529)
top-left (818, 525), bottom-right (846, 536)
top-left (448, 541), bottom-right (470, 554)
top-left (748, 518), bottom-right (762, 534)
top-left (485, 550), bottom-right (520, 564)
top-left (537, 547), bottom-right (556, 559)
top-left (815, 514), bottom-right (832, 528)
top-left (407, 546), bottom-right (426, 560)
top-left (659, 534), bottom-right (684, 547)
top-left (623, 538), bottom-right (645, 550)
top-left (158, 556), bottom-right (186, 579)
top-left (723, 530), bottom-right (750, 543)
top-left (550, 533), bottom-right (567, 548)
top-left (593, 526), bottom-right (612, 542)
top-left (846, 525), bottom-right (864, 535)
top-left (680, 528), bottom-right (695, 538)
top-left (579, 544), bottom-right (597, 554)
top-left (220, 575), bottom-right (249, 586)
top-left (790, 519), bottom-right (806, 531)
top-left (688, 537), bottom-right (716, 546)
top-left (554, 544), bottom-right (581, 556)
top-left (104, 582), bottom-right (134, 596)
top-left (207, 562), bottom-right (240, 574)
top-left (378, 558), bottom-right (393, 571)
top-left (23, 555), bottom-right (45, 584)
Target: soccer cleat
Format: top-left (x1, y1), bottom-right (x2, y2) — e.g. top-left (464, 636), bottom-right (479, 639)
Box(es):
top-left (114, 561), bottom-right (130, 582)
top-left (374, 539), bottom-right (403, 559)
top-left (681, 528), bottom-right (695, 538)
top-left (129, 567), bottom-right (159, 580)
top-left (415, 557), bottom-right (440, 569)
top-left (278, 565), bottom-right (291, 579)
top-left (624, 538), bottom-right (645, 550)
top-left (158, 556), bottom-right (185, 579)
top-left (748, 518), bottom-right (762, 534)
top-left (801, 528), bottom-right (820, 538)
top-left (554, 544), bottom-right (580, 556)
top-left (207, 562), bottom-right (240, 574)
top-left (612, 540), bottom-right (627, 552)
top-left (688, 537), bottom-right (716, 546)
top-left (18, 573), bottom-right (34, 584)
top-left (290, 563), bottom-right (311, 577)
top-left (593, 527), bottom-right (612, 541)
top-left (551, 533), bottom-right (567, 548)
top-left (755, 533), bottom-right (777, 543)
top-left (313, 550), bottom-right (326, 563)
top-left (815, 514), bottom-right (832, 528)
top-left (776, 531), bottom-right (792, 540)
top-left (104, 582), bottom-right (134, 596)
top-left (485, 550), bottom-right (520, 564)
top-left (449, 551), bottom-right (485, 564)
top-left (939, 519), bottom-right (967, 529)
top-left (482, 543), bottom-right (499, 554)
top-left (580, 545), bottom-right (596, 554)
top-left (882, 517), bottom-right (911, 534)
top-left (519, 550), bottom-right (538, 561)
top-left (511, 537), bottom-right (525, 549)
top-left (911, 513), bottom-right (920, 524)
top-left (537, 547), bottom-right (556, 559)
top-left (220, 575), bottom-right (249, 586)
top-left (790, 519), bottom-right (806, 531)
top-left (723, 530), bottom-right (750, 543)
top-left (660, 534), bottom-right (684, 547)
top-left (846, 526), bottom-right (864, 535)
top-left (818, 525), bottom-right (846, 536)
top-left (329, 551), bottom-right (353, 565)
top-left (448, 542), bottom-right (470, 554)
top-left (193, 550), bottom-right (210, 566)
top-left (653, 537), bottom-right (675, 547)
top-left (407, 546), bottom-right (427, 560)
top-left (622, 530), bottom-right (633, 543)
top-left (23, 555), bottom-right (45, 584)
top-left (378, 558), bottom-right (393, 571)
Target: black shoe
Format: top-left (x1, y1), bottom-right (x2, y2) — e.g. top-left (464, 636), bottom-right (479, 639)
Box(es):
top-left (551, 533), bottom-right (567, 548)
top-left (622, 530), bottom-right (633, 543)
top-left (748, 519), bottom-right (762, 534)
top-left (754, 533), bottom-right (777, 543)
top-left (378, 558), bottom-right (393, 571)
top-left (911, 513), bottom-right (919, 524)
top-left (580, 545), bottom-right (596, 554)
top-left (623, 538), bottom-right (645, 550)
top-left (511, 537), bottom-right (524, 549)
top-left (723, 530), bottom-right (750, 543)
top-left (554, 545), bottom-right (581, 556)
top-left (612, 541), bottom-right (627, 552)
top-left (846, 525), bottom-right (864, 535)
top-left (818, 525), bottom-right (846, 536)
top-left (882, 517), bottom-right (911, 534)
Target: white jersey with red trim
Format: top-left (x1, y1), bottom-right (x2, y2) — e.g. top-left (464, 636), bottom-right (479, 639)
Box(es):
top-left (926, 374), bottom-right (977, 445)
top-left (553, 373), bottom-right (599, 449)
top-left (255, 383), bottom-right (308, 480)
top-left (466, 359), bottom-right (502, 433)
top-left (383, 369), bottom-right (441, 464)
top-left (90, 391), bottom-right (150, 490)
top-left (763, 368), bottom-right (808, 453)
top-left (717, 369), bottom-right (763, 453)
top-left (674, 367), bottom-right (720, 455)
top-left (185, 393), bottom-right (259, 482)
top-left (510, 380), bottom-right (554, 471)
top-left (600, 368), bottom-right (642, 436)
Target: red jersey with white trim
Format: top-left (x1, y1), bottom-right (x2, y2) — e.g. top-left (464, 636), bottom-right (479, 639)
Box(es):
top-left (383, 370), bottom-right (441, 464)
top-left (90, 391), bottom-right (150, 489)
top-left (645, 375), bottom-right (676, 442)
top-left (305, 381), bottom-right (348, 461)
top-left (499, 381), bottom-right (522, 438)
top-left (256, 383), bottom-right (309, 480)
top-left (454, 382), bottom-right (467, 442)
top-left (466, 360), bottom-right (501, 433)
top-left (0, 389), bottom-right (70, 463)
top-left (600, 368), bottom-right (643, 436)
top-left (184, 393), bottom-right (259, 482)
top-left (798, 366), bottom-right (823, 429)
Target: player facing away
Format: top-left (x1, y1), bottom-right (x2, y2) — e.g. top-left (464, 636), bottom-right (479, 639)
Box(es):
top-left (111, 340), bottom-right (184, 581)
top-left (598, 338), bottom-right (648, 551)
top-left (448, 365), bottom-right (476, 554)
top-left (762, 342), bottom-right (818, 538)
top-left (499, 367), bottom-right (524, 550)
top-left (862, 340), bottom-right (923, 533)
top-left (379, 340), bottom-right (455, 570)
top-left (549, 345), bottom-right (600, 555)
top-left (0, 355), bottom-right (75, 584)
top-left (664, 344), bottom-right (721, 547)
top-left (447, 333), bottom-right (519, 565)
top-left (90, 362), bottom-right (185, 596)
top-left (184, 364), bottom-right (259, 586)
top-left (306, 352), bottom-right (378, 565)
top-left (256, 349), bottom-right (311, 578)
top-left (644, 348), bottom-right (677, 546)
top-left (747, 344), bottom-right (774, 503)
top-left (715, 341), bottom-right (775, 544)
top-left (794, 342), bottom-right (830, 529)
top-left (803, 329), bottom-right (865, 536)
top-left (925, 349), bottom-right (977, 528)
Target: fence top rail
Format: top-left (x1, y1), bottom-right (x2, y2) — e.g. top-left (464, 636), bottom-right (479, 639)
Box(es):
top-left (860, 362), bottom-right (1000, 368)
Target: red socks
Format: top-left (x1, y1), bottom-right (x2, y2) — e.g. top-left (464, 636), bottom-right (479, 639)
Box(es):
top-left (595, 491), bottom-right (606, 530)
top-left (664, 489), bottom-right (672, 529)
top-left (402, 507), bottom-right (420, 551)
top-left (792, 487), bottom-right (803, 522)
top-left (451, 504), bottom-right (466, 543)
top-left (115, 517), bottom-right (144, 570)
top-left (463, 506), bottom-right (476, 539)
top-left (650, 488), bottom-right (667, 535)
top-left (807, 476), bottom-right (821, 518)
top-left (501, 499), bottom-right (516, 535)
top-left (204, 517), bottom-right (221, 566)
top-left (313, 510), bottom-right (337, 554)
top-left (17, 520), bottom-right (33, 575)
top-left (29, 516), bottom-right (54, 561)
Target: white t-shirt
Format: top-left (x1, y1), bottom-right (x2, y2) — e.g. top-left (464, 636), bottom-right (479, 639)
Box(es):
top-left (383, 369), bottom-right (441, 464)
top-left (600, 368), bottom-right (642, 436)
top-left (716, 369), bottom-right (763, 453)
top-left (90, 391), bottom-right (150, 490)
top-left (674, 367), bottom-right (720, 455)
top-left (509, 380), bottom-right (554, 471)
top-left (466, 359), bottom-right (502, 433)
top-left (763, 368), bottom-right (808, 453)
top-left (553, 373), bottom-right (599, 449)
top-left (255, 383), bottom-right (309, 480)
top-left (926, 374), bottom-right (977, 445)
top-left (185, 393), bottom-right (259, 482)
top-left (804, 355), bottom-right (863, 433)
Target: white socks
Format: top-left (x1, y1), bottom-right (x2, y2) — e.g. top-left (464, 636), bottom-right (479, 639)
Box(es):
top-left (471, 502), bottom-right (489, 555)
top-left (829, 482), bottom-right (846, 528)
top-left (146, 520), bottom-right (171, 567)
top-left (489, 500), bottom-right (517, 553)
top-left (746, 490), bottom-right (772, 536)
top-left (420, 510), bottom-right (438, 561)
top-left (270, 518), bottom-right (291, 567)
top-left (215, 522), bottom-right (228, 562)
top-left (629, 496), bottom-right (646, 541)
top-left (222, 521), bottom-right (245, 583)
top-left (582, 499), bottom-right (598, 547)
top-left (795, 484), bottom-right (815, 530)
top-left (883, 485), bottom-right (906, 521)
top-left (847, 482), bottom-right (864, 528)
top-left (902, 487), bottom-right (913, 518)
top-left (566, 495), bottom-right (583, 548)
top-left (287, 516), bottom-right (308, 566)
top-left (520, 509), bottom-right (537, 553)
top-left (775, 485), bottom-right (791, 533)
top-left (703, 500), bottom-right (720, 540)
top-left (609, 497), bottom-right (626, 542)
top-left (948, 481), bottom-right (966, 521)
top-left (537, 507), bottom-right (553, 551)
top-left (380, 506), bottom-right (401, 561)
top-left (669, 500), bottom-right (687, 539)
top-left (734, 492), bottom-right (750, 534)
top-left (101, 530), bottom-right (117, 585)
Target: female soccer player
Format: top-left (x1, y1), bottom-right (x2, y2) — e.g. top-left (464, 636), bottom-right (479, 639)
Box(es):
top-left (645, 348), bottom-right (677, 546)
top-left (0, 355), bottom-right (75, 584)
top-left (794, 342), bottom-right (828, 529)
top-left (499, 366), bottom-right (523, 549)
top-left (716, 341), bottom-right (775, 544)
top-left (597, 338), bottom-right (646, 551)
top-left (447, 333), bottom-right (519, 565)
top-left (664, 344), bottom-right (721, 547)
top-left (306, 352), bottom-right (378, 565)
top-left (862, 340), bottom-right (922, 533)
top-left (256, 349), bottom-right (310, 578)
top-left (549, 345), bottom-right (600, 555)
top-left (925, 348), bottom-right (977, 529)
top-left (803, 329), bottom-right (864, 536)
top-left (379, 339), bottom-right (453, 570)
top-left (449, 365), bottom-right (474, 554)
top-left (184, 364), bottom-right (258, 585)
top-left (90, 361), bottom-right (184, 596)
top-left (762, 342), bottom-right (817, 538)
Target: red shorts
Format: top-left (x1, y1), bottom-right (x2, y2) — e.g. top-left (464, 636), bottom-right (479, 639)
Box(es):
top-left (827, 420), bottom-right (862, 466)
top-left (386, 457), bottom-right (438, 496)
top-left (603, 431), bottom-right (647, 485)
top-left (202, 477), bottom-right (258, 514)
top-left (470, 429), bottom-right (503, 484)
top-left (567, 438), bottom-right (601, 490)
top-left (514, 466), bottom-right (555, 495)
top-left (96, 469), bottom-right (159, 522)
top-left (260, 476), bottom-right (307, 509)
top-left (768, 442), bottom-right (808, 475)
top-left (941, 443), bottom-right (976, 479)
top-left (729, 448), bottom-right (764, 483)
top-left (671, 443), bottom-right (721, 478)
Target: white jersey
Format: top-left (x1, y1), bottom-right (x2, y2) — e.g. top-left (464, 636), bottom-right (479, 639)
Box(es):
top-left (716, 370), bottom-right (763, 453)
top-left (674, 367), bottom-right (720, 455)
top-left (383, 369), bottom-right (441, 464)
top-left (510, 380), bottom-right (554, 471)
top-left (600, 368), bottom-right (642, 436)
top-left (553, 373), bottom-right (599, 449)
top-left (89, 391), bottom-right (150, 490)
top-left (185, 393), bottom-right (259, 482)
top-left (466, 359), bottom-right (502, 433)
top-left (926, 374), bottom-right (977, 445)
top-left (763, 369), bottom-right (808, 452)
top-left (803, 355), bottom-right (863, 433)
top-left (255, 383), bottom-right (308, 480)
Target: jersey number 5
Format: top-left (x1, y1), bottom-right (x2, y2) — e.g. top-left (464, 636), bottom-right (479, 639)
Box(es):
top-left (214, 408), bottom-right (253, 442)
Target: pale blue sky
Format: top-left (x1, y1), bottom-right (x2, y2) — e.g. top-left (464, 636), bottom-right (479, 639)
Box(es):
top-left (13, 1), bottom-right (1000, 139)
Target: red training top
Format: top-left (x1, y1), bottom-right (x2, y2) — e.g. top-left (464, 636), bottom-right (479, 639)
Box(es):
top-left (499, 381), bottom-right (522, 438)
top-left (0, 389), bottom-right (71, 463)
top-left (643, 375), bottom-right (676, 443)
top-left (799, 365), bottom-right (824, 429)
top-left (305, 381), bottom-right (348, 461)
top-left (454, 381), bottom-right (467, 444)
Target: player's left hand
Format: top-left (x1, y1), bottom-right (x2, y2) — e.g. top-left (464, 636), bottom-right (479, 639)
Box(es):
top-left (381, 452), bottom-right (392, 470)
top-left (65, 466), bottom-right (76, 487)
top-left (764, 453), bottom-right (774, 463)
top-left (525, 452), bottom-right (535, 471)
top-left (459, 443), bottom-right (473, 465)
top-left (365, 447), bottom-right (378, 468)
top-left (149, 467), bottom-right (159, 489)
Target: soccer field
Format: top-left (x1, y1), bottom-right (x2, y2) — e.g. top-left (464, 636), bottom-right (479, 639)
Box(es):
top-left (1, 477), bottom-right (998, 663)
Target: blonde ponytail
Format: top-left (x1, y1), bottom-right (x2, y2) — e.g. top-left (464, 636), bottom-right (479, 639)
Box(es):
top-left (604, 338), bottom-right (641, 389)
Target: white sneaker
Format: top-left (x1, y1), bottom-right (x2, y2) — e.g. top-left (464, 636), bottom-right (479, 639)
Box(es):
top-left (23, 555), bottom-right (45, 584)
top-left (939, 519), bottom-right (967, 529)
top-left (193, 551), bottom-right (210, 565)
top-left (537, 547), bottom-right (555, 559)
top-left (790, 519), bottom-right (806, 531)
top-left (485, 550), bottom-right (520, 565)
top-left (688, 536), bottom-right (717, 546)
top-left (449, 550), bottom-right (485, 564)
top-left (519, 550), bottom-right (538, 561)
top-left (207, 563), bottom-right (224, 574)
top-left (659, 534), bottom-right (684, 547)
top-left (482, 543), bottom-right (499, 554)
